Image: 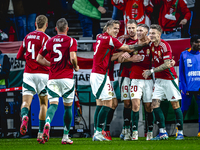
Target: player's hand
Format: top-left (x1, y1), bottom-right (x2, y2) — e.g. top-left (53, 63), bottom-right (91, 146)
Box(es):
top-left (98, 6), bottom-right (106, 14)
top-left (170, 59), bottom-right (176, 67)
top-left (130, 54), bottom-right (143, 62)
top-left (142, 69), bottom-right (151, 79)
top-left (121, 52), bottom-right (131, 59)
top-left (179, 19), bottom-right (187, 25)
top-left (118, 35), bottom-right (130, 43)
top-left (74, 66), bottom-right (79, 72)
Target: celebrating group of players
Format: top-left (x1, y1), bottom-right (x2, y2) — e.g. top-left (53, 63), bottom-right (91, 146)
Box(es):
top-left (91, 19), bottom-right (184, 141)
top-left (16, 14), bottom-right (184, 145)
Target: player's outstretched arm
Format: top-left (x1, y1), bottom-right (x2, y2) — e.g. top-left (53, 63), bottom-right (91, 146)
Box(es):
top-left (142, 59), bottom-right (174, 79)
top-left (119, 39), bottom-right (150, 53)
top-left (70, 51), bottom-right (79, 72)
top-left (119, 54), bottom-right (143, 63)
top-left (36, 54), bottom-right (50, 67)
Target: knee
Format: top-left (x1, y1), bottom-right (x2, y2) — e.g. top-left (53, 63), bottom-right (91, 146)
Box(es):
top-left (112, 102), bottom-right (118, 109)
top-left (124, 100), bottom-right (131, 108)
top-left (145, 103), bottom-right (152, 113)
top-left (132, 103), bottom-right (140, 112)
top-left (171, 101), bottom-right (180, 109)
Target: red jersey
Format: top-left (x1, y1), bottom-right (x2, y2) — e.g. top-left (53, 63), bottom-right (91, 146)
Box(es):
top-left (119, 38), bottom-right (138, 78)
top-left (153, 0), bottom-right (191, 31)
top-left (17, 30), bottom-right (50, 74)
top-left (92, 32), bottom-right (123, 75)
top-left (112, 0), bottom-right (153, 28)
top-left (150, 39), bottom-right (177, 80)
top-left (130, 42), bottom-right (152, 79)
top-left (39, 34), bottom-right (77, 80)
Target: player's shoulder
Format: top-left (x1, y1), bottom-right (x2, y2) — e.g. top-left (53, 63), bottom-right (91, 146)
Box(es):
top-left (159, 39), bottom-right (171, 51)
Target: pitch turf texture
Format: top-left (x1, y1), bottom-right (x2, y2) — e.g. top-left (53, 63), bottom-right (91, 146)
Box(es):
top-left (0, 137), bottom-right (199, 150)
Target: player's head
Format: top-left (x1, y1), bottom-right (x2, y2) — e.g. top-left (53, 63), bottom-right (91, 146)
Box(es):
top-left (127, 19), bottom-right (137, 37)
top-left (137, 24), bottom-right (149, 40)
top-left (190, 34), bottom-right (200, 51)
top-left (55, 18), bottom-right (69, 34)
top-left (106, 20), bottom-right (120, 38)
top-left (35, 15), bottom-right (48, 30)
top-left (149, 24), bottom-right (162, 43)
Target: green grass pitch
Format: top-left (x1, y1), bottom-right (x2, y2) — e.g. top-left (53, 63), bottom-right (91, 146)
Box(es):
top-left (0, 137), bottom-right (199, 150)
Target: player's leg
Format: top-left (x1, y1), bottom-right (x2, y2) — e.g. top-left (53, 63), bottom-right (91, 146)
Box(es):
top-left (131, 98), bottom-right (140, 140)
top-left (121, 100), bottom-right (132, 140)
top-left (94, 99), bottom-right (103, 135)
top-left (94, 99), bottom-right (112, 141)
top-left (171, 101), bottom-right (184, 140)
top-left (130, 79), bottom-right (144, 140)
top-left (143, 80), bottom-right (154, 140)
top-left (20, 73), bottom-right (36, 135)
top-left (151, 79), bottom-right (168, 140)
top-left (37, 74), bottom-right (49, 143)
top-left (20, 95), bottom-right (33, 135)
top-left (37, 94), bottom-right (48, 143)
top-left (120, 77), bottom-right (132, 140)
top-left (90, 73), bottom-right (112, 141)
top-left (62, 100), bottom-right (73, 145)
top-left (43, 80), bottom-right (60, 142)
top-left (144, 103), bottom-right (154, 140)
top-left (103, 97), bottom-right (118, 141)
top-left (167, 79), bottom-right (183, 140)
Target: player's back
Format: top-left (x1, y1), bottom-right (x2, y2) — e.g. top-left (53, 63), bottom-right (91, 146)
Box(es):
top-left (45, 34), bottom-right (77, 80)
top-left (92, 32), bottom-right (123, 75)
top-left (23, 30), bottom-right (50, 74)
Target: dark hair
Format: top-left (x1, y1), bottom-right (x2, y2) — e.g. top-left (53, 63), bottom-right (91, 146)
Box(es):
top-left (150, 24), bottom-right (162, 33)
top-left (56, 18), bottom-right (68, 32)
top-left (138, 24), bottom-right (149, 31)
top-left (190, 34), bottom-right (200, 46)
top-left (106, 19), bottom-right (121, 28)
top-left (36, 15), bottom-right (48, 29)
top-left (127, 19), bottom-right (137, 26)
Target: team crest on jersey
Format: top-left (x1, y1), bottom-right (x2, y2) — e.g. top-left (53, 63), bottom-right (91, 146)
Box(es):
top-left (147, 49), bottom-right (150, 55)
top-left (132, 3), bottom-right (138, 8)
top-left (131, 93), bottom-right (134, 97)
top-left (123, 94), bottom-right (127, 98)
top-left (158, 51), bottom-right (161, 57)
top-left (152, 47), bottom-right (154, 52)
top-left (109, 92), bottom-right (112, 96)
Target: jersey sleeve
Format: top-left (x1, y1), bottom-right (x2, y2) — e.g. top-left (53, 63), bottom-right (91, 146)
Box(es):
top-left (162, 42), bottom-right (172, 60)
top-left (70, 38), bottom-right (77, 52)
top-left (16, 40), bottom-right (26, 60)
top-left (112, 37), bottom-right (123, 50)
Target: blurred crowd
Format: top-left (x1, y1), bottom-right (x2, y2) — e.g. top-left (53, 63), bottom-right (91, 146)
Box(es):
top-left (0, 0), bottom-right (199, 41)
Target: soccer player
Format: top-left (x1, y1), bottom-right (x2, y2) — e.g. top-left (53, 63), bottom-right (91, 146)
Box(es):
top-left (179, 34), bottom-right (200, 137)
top-left (129, 24), bottom-right (154, 141)
top-left (16, 15), bottom-right (50, 143)
top-left (91, 19), bottom-right (148, 141)
top-left (36, 18), bottom-right (79, 144)
top-left (142, 24), bottom-right (184, 140)
top-left (118, 19), bottom-right (138, 141)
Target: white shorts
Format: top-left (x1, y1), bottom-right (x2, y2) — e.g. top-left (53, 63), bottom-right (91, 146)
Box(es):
top-left (130, 79), bottom-right (153, 103)
top-left (119, 77), bottom-right (131, 101)
top-left (152, 78), bottom-right (182, 101)
top-left (22, 73), bottom-right (48, 96)
top-left (110, 81), bottom-right (116, 99)
top-left (47, 78), bottom-right (75, 103)
top-left (90, 73), bottom-right (112, 101)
